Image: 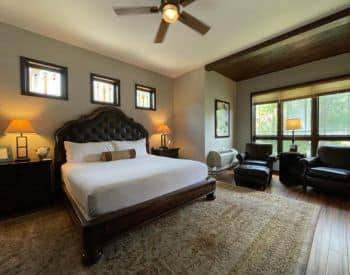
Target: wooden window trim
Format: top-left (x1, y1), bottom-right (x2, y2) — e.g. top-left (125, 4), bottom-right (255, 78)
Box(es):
top-left (20, 56), bottom-right (68, 100)
top-left (90, 73), bottom-right (120, 106)
top-left (135, 84), bottom-right (156, 111)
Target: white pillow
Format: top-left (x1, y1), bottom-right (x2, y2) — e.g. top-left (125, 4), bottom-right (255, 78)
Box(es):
top-left (64, 141), bottom-right (114, 162)
top-left (112, 138), bottom-right (148, 157)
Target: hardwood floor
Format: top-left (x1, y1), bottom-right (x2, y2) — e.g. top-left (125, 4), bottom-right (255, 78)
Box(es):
top-left (217, 170), bottom-right (350, 275)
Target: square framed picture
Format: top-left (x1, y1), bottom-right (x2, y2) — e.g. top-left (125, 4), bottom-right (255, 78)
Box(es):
top-left (215, 99), bottom-right (230, 138)
top-left (0, 145), bottom-right (13, 163)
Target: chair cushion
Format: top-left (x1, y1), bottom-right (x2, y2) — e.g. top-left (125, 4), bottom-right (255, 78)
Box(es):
top-left (308, 167), bottom-right (350, 181)
top-left (243, 160), bottom-right (268, 166)
top-left (235, 164), bottom-right (270, 178)
top-left (318, 146), bottom-right (350, 170)
top-left (246, 143), bottom-right (272, 161)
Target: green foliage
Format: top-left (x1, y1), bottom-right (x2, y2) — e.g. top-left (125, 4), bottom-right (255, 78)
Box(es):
top-left (255, 103), bottom-right (277, 135)
top-left (283, 98), bottom-right (311, 135)
top-left (319, 92), bottom-right (350, 135)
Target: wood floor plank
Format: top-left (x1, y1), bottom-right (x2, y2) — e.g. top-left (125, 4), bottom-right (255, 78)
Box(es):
top-left (344, 201), bottom-right (350, 274)
top-left (328, 199), bottom-right (348, 253)
top-left (307, 204), bottom-right (331, 275)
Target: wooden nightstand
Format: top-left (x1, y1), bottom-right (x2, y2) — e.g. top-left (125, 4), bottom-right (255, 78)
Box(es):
top-left (0, 159), bottom-right (53, 216)
top-left (151, 147), bottom-right (179, 158)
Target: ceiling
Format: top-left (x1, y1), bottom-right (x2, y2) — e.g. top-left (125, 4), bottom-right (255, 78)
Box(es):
top-left (0, 0), bottom-right (349, 78)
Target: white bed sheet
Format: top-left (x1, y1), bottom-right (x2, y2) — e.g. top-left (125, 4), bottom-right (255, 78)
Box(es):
top-left (61, 155), bottom-right (208, 220)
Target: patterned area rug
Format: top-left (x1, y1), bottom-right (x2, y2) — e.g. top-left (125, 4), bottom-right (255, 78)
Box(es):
top-left (0, 183), bottom-right (319, 274)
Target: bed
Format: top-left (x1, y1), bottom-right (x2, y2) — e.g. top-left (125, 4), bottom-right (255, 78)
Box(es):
top-left (54, 107), bottom-right (216, 265)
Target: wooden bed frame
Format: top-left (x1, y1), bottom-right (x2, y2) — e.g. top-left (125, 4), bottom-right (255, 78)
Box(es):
top-left (54, 107), bottom-right (216, 265)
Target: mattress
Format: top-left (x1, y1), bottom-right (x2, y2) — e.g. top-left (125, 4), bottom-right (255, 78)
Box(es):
top-left (61, 155), bottom-right (208, 220)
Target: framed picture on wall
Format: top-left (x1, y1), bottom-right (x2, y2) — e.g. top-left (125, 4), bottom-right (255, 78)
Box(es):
top-left (215, 99), bottom-right (230, 138)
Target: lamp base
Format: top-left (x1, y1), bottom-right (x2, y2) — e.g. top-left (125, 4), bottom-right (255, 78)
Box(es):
top-left (289, 144), bottom-right (298, 152)
top-left (15, 157), bottom-right (31, 162)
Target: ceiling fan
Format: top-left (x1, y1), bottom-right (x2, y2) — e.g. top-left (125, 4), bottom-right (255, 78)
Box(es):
top-left (113, 0), bottom-right (211, 43)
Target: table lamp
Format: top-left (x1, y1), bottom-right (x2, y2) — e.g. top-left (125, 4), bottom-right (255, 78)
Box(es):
top-left (5, 119), bottom-right (35, 162)
top-left (286, 118), bottom-right (301, 152)
top-left (157, 124), bottom-right (171, 149)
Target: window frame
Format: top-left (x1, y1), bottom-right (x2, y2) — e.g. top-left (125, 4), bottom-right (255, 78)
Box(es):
top-left (20, 56), bottom-right (68, 100)
top-left (135, 84), bottom-right (156, 111)
top-left (90, 73), bottom-right (120, 106)
top-left (250, 75), bottom-right (350, 156)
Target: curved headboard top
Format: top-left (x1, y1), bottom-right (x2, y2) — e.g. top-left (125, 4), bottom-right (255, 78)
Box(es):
top-left (54, 107), bottom-right (149, 177)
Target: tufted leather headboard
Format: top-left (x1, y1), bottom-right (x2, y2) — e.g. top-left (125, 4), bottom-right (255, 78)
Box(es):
top-left (54, 107), bottom-right (149, 182)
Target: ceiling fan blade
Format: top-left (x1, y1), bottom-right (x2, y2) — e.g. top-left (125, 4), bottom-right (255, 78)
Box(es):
top-left (113, 6), bottom-right (159, 16)
top-left (179, 11), bottom-right (210, 35)
top-left (154, 20), bottom-right (170, 43)
top-left (180, 0), bottom-right (197, 7)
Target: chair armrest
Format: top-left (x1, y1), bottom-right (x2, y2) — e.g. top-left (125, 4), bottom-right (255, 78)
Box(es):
top-left (300, 157), bottom-right (320, 169)
top-left (300, 157), bottom-right (321, 176)
top-left (236, 153), bottom-right (246, 164)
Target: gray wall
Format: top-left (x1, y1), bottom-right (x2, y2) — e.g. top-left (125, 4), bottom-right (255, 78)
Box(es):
top-left (173, 68), bottom-right (236, 162)
top-left (204, 71), bottom-right (236, 157)
top-left (0, 22), bottom-right (174, 159)
top-left (236, 52), bottom-right (350, 152)
top-left (173, 68), bottom-right (205, 161)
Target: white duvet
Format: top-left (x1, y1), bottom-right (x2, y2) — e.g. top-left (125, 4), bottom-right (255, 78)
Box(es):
top-left (62, 155), bottom-right (208, 220)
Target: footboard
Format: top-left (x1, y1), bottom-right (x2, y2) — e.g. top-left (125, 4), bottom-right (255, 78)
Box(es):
top-left (63, 177), bottom-right (216, 265)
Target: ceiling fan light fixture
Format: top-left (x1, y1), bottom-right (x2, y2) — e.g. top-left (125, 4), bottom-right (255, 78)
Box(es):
top-left (162, 4), bottom-right (179, 24)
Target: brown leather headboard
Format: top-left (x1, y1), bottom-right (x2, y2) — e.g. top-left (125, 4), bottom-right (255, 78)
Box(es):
top-left (54, 107), bottom-right (149, 182)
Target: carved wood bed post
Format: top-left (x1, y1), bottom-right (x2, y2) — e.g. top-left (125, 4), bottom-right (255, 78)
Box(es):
top-left (82, 226), bottom-right (103, 265)
top-left (206, 192), bottom-right (216, 201)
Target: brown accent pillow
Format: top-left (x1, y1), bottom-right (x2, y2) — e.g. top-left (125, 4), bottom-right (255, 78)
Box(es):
top-left (101, 149), bottom-right (136, 161)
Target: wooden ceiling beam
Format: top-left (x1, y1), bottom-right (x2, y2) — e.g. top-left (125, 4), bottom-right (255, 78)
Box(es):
top-left (205, 8), bottom-right (350, 81)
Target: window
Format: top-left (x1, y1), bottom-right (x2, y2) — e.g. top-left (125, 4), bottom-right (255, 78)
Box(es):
top-left (91, 74), bottom-right (120, 106)
top-left (253, 103), bottom-right (278, 154)
top-left (135, 84), bottom-right (156, 110)
top-left (319, 92), bottom-right (350, 136)
top-left (283, 98), bottom-right (311, 136)
top-left (251, 75), bottom-right (350, 156)
top-left (254, 103), bottom-right (278, 136)
top-left (20, 57), bottom-right (68, 100)
top-left (283, 140), bottom-right (312, 156)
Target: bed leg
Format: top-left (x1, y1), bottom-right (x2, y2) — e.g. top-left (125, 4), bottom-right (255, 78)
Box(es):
top-left (206, 192), bottom-right (216, 201)
top-left (81, 228), bottom-right (103, 266)
top-left (82, 246), bottom-right (103, 266)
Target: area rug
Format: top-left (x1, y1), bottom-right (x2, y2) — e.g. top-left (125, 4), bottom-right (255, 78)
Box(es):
top-left (0, 182), bottom-right (319, 274)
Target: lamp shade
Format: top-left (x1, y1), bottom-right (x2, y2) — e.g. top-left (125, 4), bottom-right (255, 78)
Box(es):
top-left (157, 124), bottom-right (171, 134)
top-left (286, 118), bottom-right (302, 130)
top-left (5, 119), bottom-right (35, 134)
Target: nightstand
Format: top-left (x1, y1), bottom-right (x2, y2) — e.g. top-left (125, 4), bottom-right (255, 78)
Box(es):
top-left (0, 159), bottom-right (53, 216)
top-left (151, 147), bottom-right (179, 158)
top-left (279, 152), bottom-right (306, 185)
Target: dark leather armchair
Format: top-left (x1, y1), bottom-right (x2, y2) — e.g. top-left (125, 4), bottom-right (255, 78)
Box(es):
top-left (300, 146), bottom-right (350, 193)
top-left (236, 143), bottom-right (276, 186)
top-left (237, 143), bottom-right (275, 170)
